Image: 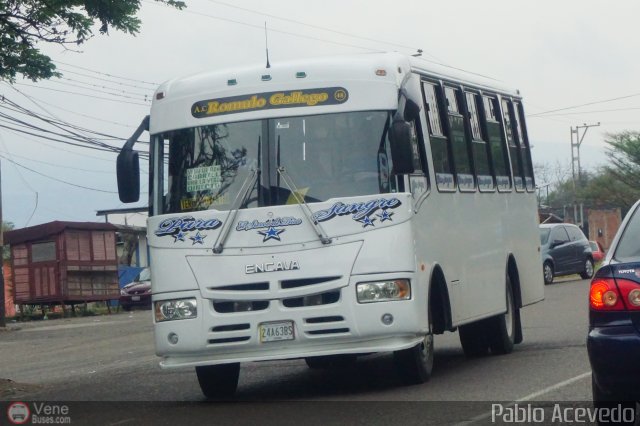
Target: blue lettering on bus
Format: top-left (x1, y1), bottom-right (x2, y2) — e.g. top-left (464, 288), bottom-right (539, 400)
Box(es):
top-left (155, 216), bottom-right (222, 243)
top-left (313, 198), bottom-right (401, 227)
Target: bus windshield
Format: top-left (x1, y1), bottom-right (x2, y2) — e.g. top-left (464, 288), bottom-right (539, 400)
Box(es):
top-left (159, 111), bottom-right (397, 214)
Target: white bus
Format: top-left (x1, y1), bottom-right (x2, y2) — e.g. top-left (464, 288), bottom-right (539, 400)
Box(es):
top-left (117, 52), bottom-right (544, 398)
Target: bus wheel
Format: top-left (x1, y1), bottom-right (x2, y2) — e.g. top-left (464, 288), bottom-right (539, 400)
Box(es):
top-left (195, 363), bottom-right (240, 399)
top-left (459, 321), bottom-right (490, 357)
top-left (394, 311), bottom-right (434, 384)
top-left (487, 277), bottom-right (516, 355)
top-left (305, 355), bottom-right (357, 369)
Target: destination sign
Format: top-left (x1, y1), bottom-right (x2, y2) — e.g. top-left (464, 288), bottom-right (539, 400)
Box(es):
top-left (191, 87), bottom-right (349, 118)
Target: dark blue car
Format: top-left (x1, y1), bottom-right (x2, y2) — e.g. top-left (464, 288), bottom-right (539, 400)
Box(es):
top-left (588, 199), bottom-right (640, 406)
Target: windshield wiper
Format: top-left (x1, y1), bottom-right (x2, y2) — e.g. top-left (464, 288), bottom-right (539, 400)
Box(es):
top-left (276, 166), bottom-right (331, 245)
top-left (213, 166), bottom-right (259, 254)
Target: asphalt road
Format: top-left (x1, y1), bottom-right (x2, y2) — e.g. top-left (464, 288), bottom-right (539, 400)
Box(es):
top-left (0, 277), bottom-right (598, 425)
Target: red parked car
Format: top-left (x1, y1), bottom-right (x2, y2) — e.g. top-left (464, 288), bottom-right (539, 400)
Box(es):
top-left (589, 241), bottom-right (605, 263)
top-left (120, 268), bottom-right (151, 311)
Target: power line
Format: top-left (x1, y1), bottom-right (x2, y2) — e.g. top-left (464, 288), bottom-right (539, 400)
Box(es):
top-left (528, 106), bottom-right (640, 117)
top-left (202, 0), bottom-right (429, 56)
top-left (18, 95), bottom-right (139, 129)
top-left (56, 67), bottom-right (156, 91)
top-left (144, 0), bottom-right (383, 52)
top-left (0, 154), bottom-right (119, 194)
top-left (527, 93), bottom-right (640, 117)
top-left (0, 150), bottom-right (128, 175)
top-left (53, 61), bottom-right (159, 86)
top-left (0, 126), bottom-right (116, 163)
top-left (2, 85), bottom-right (148, 146)
top-left (0, 101), bottom-right (149, 144)
top-left (13, 83), bottom-right (151, 107)
top-left (146, 0), bottom-right (500, 82)
top-left (53, 77), bottom-right (152, 100)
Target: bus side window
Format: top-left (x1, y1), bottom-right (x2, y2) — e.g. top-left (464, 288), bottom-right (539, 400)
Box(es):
top-left (465, 92), bottom-right (494, 191)
top-left (482, 95), bottom-right (511, 191)
top-left (422, 81), bottom-right (455, 191)
top-left (514, 101), bottom-right (535, 191)
top-left (445, 86), bottom-right (475, 192)
top-left (501, 98), bottom-right (525, 191)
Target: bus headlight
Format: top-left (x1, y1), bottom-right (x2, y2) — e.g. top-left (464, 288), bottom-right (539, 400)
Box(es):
top-left (155, 298), bottom-right (198, 322)
top-left (356, 280), bottom-right (411, 303)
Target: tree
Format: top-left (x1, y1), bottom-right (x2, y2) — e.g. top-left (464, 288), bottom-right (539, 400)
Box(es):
top-left (605, 131), bottom-right (640, 188)
top-left (0, 0), bottom-right (186, 82)
top-left (580, 169), bottom-right (639, 214)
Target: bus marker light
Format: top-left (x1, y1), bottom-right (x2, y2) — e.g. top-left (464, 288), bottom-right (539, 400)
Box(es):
top-left (375, 69), bottom-right (387, 77)
top-left (296, 72), bottom-right (307, 78)
top-left (168, 333), bottom-right (179, 344)
top-left (381, 313), bottom-right (394, 325)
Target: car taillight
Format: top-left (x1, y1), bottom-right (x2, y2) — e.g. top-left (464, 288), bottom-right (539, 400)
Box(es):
top-left (590, 278), bottom-right (640, 311)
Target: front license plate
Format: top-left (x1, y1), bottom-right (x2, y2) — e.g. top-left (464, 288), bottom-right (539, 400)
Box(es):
top-left (259, 321), bottom-right (294, 343)
top-left (131, 296), bottom-right (141, 301)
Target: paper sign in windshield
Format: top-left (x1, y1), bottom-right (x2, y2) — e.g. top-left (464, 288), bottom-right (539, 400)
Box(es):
top-left (186, 165), bottom-right (221, 193)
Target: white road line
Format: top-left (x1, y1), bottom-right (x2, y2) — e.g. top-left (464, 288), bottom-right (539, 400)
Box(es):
top-left (516, 371), bottom-right (592, 402)
top-left (454, 371), bottom-right (592, 426)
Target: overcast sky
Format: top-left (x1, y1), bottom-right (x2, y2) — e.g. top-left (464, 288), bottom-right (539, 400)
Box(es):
top-left (1, 0), bottom-right (639, 228)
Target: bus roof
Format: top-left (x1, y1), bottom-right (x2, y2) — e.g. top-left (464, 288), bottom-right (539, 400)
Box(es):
top-left (149, 52), bottom-right (521, 133)
top-left (155, 52), bottom-right (520, 103)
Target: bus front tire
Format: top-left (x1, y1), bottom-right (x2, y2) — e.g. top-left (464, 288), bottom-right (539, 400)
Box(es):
top-left (195, 363), bottom-right (240, 399)
top-left (394, 327), bottom-right (434, 384)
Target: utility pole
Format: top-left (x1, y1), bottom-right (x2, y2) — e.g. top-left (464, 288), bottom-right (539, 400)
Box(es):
top-left (0, 159), bottom-right (5, 328)
top-left (571, 122), bottom-right (600, 189)
top-left (570, 122), bottom-right (600, 228)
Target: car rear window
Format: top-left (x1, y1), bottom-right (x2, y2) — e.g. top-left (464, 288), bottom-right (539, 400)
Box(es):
top-left (540, 228), bottom-right (550, 245)
top-left (565, 225), bottom-right (586, 241)
top-left (614, 206), bottom-right (640, 262)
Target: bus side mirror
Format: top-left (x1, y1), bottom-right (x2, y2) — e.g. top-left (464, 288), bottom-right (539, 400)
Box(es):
top-left (117, 149), bottom-right (140, 203)
top-left (389, 120), bottom-right (415, 175)
top-left (404, 98), bottom-right (420, 122)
